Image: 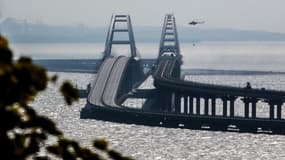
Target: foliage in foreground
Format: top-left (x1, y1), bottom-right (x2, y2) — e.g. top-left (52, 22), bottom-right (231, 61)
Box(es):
top-left (0, 35), bottom-right (133, 160)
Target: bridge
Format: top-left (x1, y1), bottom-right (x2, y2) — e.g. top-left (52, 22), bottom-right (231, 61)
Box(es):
top-left (81, 14), bottom-right (285, 134)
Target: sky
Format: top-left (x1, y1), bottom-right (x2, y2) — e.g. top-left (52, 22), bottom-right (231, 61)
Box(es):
top-left (1, 0), bottom-right (285, 33)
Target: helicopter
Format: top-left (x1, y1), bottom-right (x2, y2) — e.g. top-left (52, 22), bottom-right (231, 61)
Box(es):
top-left (188, 21), bottom-right (205, 25)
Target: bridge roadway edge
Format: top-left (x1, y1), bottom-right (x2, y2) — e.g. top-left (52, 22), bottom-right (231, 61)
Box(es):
top-left (81, 101), bottom-right (285, 135)
top-left (101, 57), bottom-right (130, 107)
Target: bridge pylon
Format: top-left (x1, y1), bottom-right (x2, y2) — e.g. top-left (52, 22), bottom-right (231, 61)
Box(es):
top-left (157, 14), bottom-right (182, 78)
top-left (104, 14), bottom-right (138, 59)
top-left (158, 14), bottom-right (181, 62)
top-left (155, 14), bottom-right (182, 112)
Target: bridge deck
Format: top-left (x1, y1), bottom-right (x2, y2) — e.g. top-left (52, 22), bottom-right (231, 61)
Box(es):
top-left (154, 58), bottom-right (285, 100)
top-left (88, 56), bottom-right (132, 107)
top-left (88, 57), bottom-right (118, 106)
top-left (102, 56), bottom-right (130, 107)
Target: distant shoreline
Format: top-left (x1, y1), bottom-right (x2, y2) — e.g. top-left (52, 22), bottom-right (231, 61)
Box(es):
top-left (182, 69), bottom-right (285, 76)
top-left (3, 18), bottom-right (285, 43)
top-left (35, 59), bottom-right (285, 75)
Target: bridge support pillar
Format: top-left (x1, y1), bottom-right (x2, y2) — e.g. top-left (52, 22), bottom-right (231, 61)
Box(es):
top-left (242, 97), bottom-right (258, 119)
top-left (211, 98), bottom-right (216, 116)
top-left (251, 101), bottom-right (257, 118)
top-left (175, 93), bottom-right (181, 113)
top-left (269, 103), bottom-right (275, 120)
top-left (251, 99), bottom-right (258, 119)
top-left (245, 102), bottom-right (249, 118)
top-left (204, 97), bottom-right (209, 116)
top-left (277, 104), bottom-right (282, 120)
top-left (170, 93), bottom-right (175, 112)
top-left (158, 91), bottom-right (180, 113)
top-left (156, 89), bottom-right (172, 112)
top-left (183, 95), bottom-right (188, 114)
top-left (189, 97), bottom-right (193, 115)
top-left (242, 98), bottom-right (250, 118)
top-left (196, 97), bottom-right (200, 115)
top-left (222, 98), bottom-right (228, 117)
top-left (267, 100), bottom-right (283, 120)
top-left (229, 97), bottom-right (236, 117)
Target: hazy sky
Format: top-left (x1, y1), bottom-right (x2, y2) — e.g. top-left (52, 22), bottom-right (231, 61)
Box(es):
top-left (1, 0), bottom-right (285, 33)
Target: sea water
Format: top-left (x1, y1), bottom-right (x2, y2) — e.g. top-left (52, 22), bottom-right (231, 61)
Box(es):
top-left (20, 42), bottom-right (285, 159)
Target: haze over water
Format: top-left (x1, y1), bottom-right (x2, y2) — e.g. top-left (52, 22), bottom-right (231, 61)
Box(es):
top-left (181, 41), bottom-right (285, 72)
top-left (11, 41), bottom-right (285, 72)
